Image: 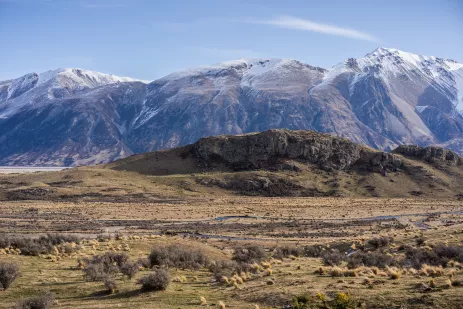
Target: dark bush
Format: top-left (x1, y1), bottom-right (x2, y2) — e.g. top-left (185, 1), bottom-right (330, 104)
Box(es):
top-left (347, 252), bottom-right (395, 269)
top-left (303, 244), bottom-right (326, 258)
top-left (433, 244), bottom-right (463, 263)
top-left (367, 236), bottom-right (393, 249)
top-left (273, 246), bottom-right (303, 259)
top-left (148, 244), bottom-right (210, 270)
top-left (82, 252), bottom-right (130, 281)
top-left (402, 246), bottom-right (442, 268)
top-left (137, 257), bottom-right (150, 269)
top-left (291, 294), bottom-right (312, 309)
top-left (82, 263), bottom-right (112, 282)
top-left (0, 234), bottom-right (80, 256)
top-left (120, 261), bottom-right (139, 279)
top-left (322, 250), bottom-right (345, 266)
top-left (0, 262), bottom-right (20, 290)
top-left (208, 260), bottom-right (239, 281)
top-left (232, 245), bottom-right (267, 264)
top-left (137, 269), bottom-right (170, 291)
top-left (14, 292), bottom-right (54, 309)
top-left (415, 237), bottom-right (426, 247)
top-left (103, 277), bottom-right (117, 293)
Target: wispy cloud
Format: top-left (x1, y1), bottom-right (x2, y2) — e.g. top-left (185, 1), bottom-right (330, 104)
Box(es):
top-left (244, 15), bottom-right (380, 42)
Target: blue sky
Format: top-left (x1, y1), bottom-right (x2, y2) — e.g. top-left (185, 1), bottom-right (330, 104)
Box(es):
top-left (1, 0), bottom-right (462, 81)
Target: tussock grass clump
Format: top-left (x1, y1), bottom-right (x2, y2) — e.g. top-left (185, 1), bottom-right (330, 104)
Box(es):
top-left (387, 268), bottom-right (401, 280)
top-left (328, 267), bottom-right (345, 277)
top-left (14, 292), bottom-right (54, 309)
top-left (0, 261), bottom-right (20, 290)
top-left (137, 269), bottom-right (170, 291)
top-left (199, 296), bottom-right (207, 305)
top-left (419, 264), bottom-right (444, 277)
top-left (148, 244), bottom-right (210, 270)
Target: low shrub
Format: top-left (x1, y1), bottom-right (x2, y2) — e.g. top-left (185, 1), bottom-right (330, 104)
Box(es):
top-left (0, 234), bottom-right (80, 256)
top-left (137, 269), bottom-right (170, 291)
top-left (303, 244), bottom-right (326, 258)
top-left (81, 252), bottom-right (135, 282)
top-left (14, 292), bottom-right (54, 309)
top-left (232, 245), bottom-right (267, 264)
top-left (402, 246), bottom-right (442, 268)
top-left (291, 294), bottom-right (312, 309)
top-left (273, 246), bottom-right (303, 259)
top-left (367, 236), bottom-right (393, 249)
top-left (120, 261), bottom-right (139, 279)
top-left (103, 277), bottom-right (117, 294)
top-left (433, 244), bottom-right (463, 263)
top-left (322, 250), bottom-right (345, 266)
top-left (347, 252), bottom-right (395, 269)
top-left (208, 260), bottom-right (239, 281)
top-left (148, 244), bottom-right (210, 270)
top-left (0, 262), bottom-right (20, 290)
top-left (332, 292), bottom-right (351, 309)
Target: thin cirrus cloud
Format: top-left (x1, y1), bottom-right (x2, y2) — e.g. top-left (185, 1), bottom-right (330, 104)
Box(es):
top-left (246, 15), bottom-right (380, 43)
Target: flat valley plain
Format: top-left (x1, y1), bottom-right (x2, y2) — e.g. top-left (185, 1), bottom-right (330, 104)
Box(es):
top-left (1, 194), bottom-right (463, 308)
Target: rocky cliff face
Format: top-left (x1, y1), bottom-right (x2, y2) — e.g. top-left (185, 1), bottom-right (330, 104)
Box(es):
top-left (111, 129), bottom-right (409, 174)
top-left (393, 145), bottom-right (462, 166)
top-left (1, 48), bottom-right (462, 166)
top-left (191, 129), bottom-right (366, 171)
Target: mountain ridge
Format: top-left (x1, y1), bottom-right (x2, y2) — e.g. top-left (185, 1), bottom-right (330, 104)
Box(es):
top-left (0, 47), bottom-right (462, 166)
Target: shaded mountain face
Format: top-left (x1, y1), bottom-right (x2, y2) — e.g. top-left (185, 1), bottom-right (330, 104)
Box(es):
top-left (0, 69), bottom-right (147, 166)
top-left (1, 48), bottom-right (463, 166)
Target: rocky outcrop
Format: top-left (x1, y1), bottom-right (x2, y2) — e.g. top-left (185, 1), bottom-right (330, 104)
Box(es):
top-left (392, 145), bottom-right (462, 166)
top-left (362, 152), bottom-right (403, 173)
top-left (190, 129), bottom-right (367, 171)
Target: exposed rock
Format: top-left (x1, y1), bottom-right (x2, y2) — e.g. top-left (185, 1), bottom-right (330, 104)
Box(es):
top-left (191, 129), bottom-right (366, 171)
top-left (363, 152), bottom-right (403, 172)
top-left (392, 145), bottom-right (462, 166)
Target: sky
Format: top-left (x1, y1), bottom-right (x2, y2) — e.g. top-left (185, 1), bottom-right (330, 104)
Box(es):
top-left (0, 0), bottom-right (462, 81)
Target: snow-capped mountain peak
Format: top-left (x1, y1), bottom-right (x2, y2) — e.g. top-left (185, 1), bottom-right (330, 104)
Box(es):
top-left (331, 47), bottom-right (463, 113)
top-left (1, 47), bottom-right (463, 167)
top-left (37, 68), bottom-right (145, 87)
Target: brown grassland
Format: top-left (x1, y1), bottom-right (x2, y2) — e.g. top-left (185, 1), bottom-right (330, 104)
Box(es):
top-left (0, 154), bottom-right (462, 309)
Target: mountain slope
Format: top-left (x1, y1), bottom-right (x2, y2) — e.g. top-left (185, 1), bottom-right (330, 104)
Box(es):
top-left (0, 69), bottom-right (147, 165)
top-left (0, 48), bottom-right (462, 166)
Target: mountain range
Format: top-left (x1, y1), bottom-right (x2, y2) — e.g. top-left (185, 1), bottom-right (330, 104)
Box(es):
top-left (1, 47), bottom-right (462, 166)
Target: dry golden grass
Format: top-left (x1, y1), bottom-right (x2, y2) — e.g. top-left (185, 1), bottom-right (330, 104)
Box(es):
top-left (0, 167), bottom-right (462, 308)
